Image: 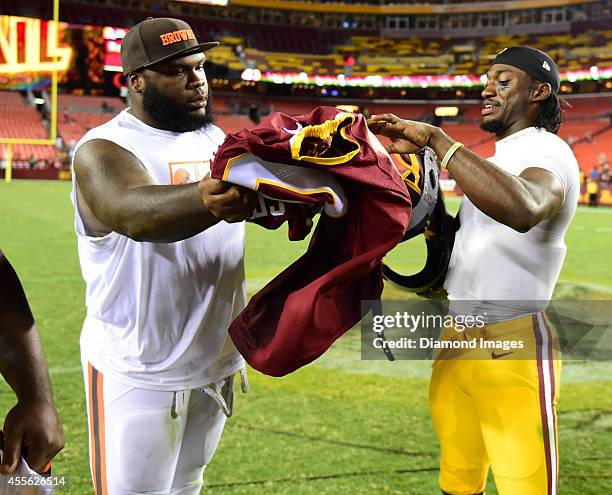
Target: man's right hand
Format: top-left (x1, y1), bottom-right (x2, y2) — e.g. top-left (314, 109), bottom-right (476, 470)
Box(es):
top-left (367, 113), bottom-right (436, 154)
top-left (199, 175), bottom-right (258, 223)
top-left (75, 139), bottom-right (259, 242)
top-left (1, 400), bottom-right (64, 475)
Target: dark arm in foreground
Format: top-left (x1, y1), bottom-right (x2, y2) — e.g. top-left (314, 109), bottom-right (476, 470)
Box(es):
top-left (0, 250), bottom-right (64, 474)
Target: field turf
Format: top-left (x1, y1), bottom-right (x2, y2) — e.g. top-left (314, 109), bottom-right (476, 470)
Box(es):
top-left (0, 180), bottom-right (610, 494)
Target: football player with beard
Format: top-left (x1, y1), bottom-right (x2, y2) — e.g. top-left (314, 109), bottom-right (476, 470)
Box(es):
top-left (368, 47), bottom-right (579, 495)
top-left (71, 18), bottom-right (256, 495)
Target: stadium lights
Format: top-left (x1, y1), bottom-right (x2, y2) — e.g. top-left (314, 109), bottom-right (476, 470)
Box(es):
top-left (102, 26), bottom-right (127, 40)
top-left (247, 66), bottom-right (612, 88)
top-left (241, 68), bottom-right (261, 81)
top-left (103, 26), bottom-right (127, 72)
top-left (434, 106), bottom-right (460, 117)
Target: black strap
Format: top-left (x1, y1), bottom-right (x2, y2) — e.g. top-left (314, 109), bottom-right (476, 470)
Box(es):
top-left (371, 299), bottom-right (395, 361)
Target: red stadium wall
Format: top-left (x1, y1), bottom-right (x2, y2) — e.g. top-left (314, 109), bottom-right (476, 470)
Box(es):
top-left (0, 168), bottom-right (71, 181)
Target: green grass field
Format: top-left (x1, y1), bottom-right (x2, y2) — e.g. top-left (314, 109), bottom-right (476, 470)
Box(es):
top-left (0, 180), bottom-right (611, 494)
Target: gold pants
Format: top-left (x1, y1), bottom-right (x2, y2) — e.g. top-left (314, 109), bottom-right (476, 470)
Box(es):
top-left (429, 313), bottom-right (561, 495)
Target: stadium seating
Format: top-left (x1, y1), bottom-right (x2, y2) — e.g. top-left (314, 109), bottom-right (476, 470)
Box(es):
top-left (0, 92), bottom-right (125, 165)
top-left (216, 114), bottom-right (254, 134)
top-left (0, 91), bottom-right (55, 163)
top-left (439, 123), bottom-right (494, 155)
top-left (205, 30), bottom-right (612, 77)
top-left (10, 0), bottom-right (609, 78)
top-left (570, 126), bottom-right (612, 173)
top-left (59, 94), bottom-right (124, 113)
top-left (58, 95), bottom-right (124, 146)
top-left (563, 97), bottom-right (612, 119)
top-left (2, 91), bottom-right (610, 178)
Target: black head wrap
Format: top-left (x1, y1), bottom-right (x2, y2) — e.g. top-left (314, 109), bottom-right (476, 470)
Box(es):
top-left (492, 46), bottom-right (560, 93)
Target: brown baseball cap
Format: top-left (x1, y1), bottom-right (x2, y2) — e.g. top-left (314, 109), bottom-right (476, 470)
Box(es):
top-left (120, 17), bottom-right (218, 74)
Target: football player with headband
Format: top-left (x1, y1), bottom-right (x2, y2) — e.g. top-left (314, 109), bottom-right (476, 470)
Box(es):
top-left (368, 46), bottom-right (579, 495)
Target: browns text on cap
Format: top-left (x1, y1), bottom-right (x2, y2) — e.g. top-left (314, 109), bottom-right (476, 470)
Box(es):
top-left (121, 17), bottom-right (218, 74)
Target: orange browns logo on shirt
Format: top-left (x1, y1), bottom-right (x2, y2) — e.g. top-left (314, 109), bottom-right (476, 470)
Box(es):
top-left (173, 168), bottom-right (192, 185)
top-left (168, 161), bottom-right (210, 185)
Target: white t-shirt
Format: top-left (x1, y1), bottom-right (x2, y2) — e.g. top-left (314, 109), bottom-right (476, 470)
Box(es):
top-left (71, 110), bottom-right (246, 390)
top-left (444, 127), bottom-right (580, 320)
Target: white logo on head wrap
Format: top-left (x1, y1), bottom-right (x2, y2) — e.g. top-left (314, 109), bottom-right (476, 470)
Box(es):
top-left (283, 123), bottom-right (304, 136)
top-left (542, 60), bottom-right (551, 71)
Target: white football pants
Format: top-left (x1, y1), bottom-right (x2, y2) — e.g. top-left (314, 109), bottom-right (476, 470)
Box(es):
top-left (82, 359), bottom-right (235, 495)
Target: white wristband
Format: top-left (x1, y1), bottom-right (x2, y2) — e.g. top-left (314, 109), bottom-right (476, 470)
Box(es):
top-left (441, 141), bottom-right (464, 169)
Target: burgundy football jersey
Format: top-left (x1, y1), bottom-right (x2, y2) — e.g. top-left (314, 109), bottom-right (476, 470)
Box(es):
top-left (210, 106), bottom-right (412, 376)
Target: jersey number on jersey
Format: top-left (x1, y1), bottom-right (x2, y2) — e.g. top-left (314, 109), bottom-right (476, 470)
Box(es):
top-left (251, 196), bottom-right (286, 219)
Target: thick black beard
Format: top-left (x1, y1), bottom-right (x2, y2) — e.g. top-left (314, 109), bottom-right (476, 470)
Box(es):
top-left (141, 84), bottom-right (215, 132)
top-left (480, 118), bottom-right (506, 135)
